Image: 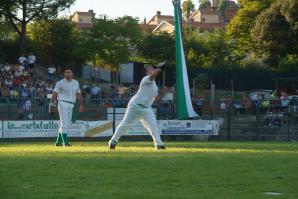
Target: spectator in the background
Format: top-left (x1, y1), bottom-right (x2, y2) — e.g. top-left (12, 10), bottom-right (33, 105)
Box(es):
top-left (242, 95), bottom-right (253, 113)
top-left (23, 99), bottom-right (32, 119)
top-left (27, 52), bottom-right (36, 75)
top-left (91, 84), bottom-right (101, 100)
top-left (37, 90), bottom-right (46, 118)
top-left (251, 92), bottom-right (262, 106)
top-left (82, 82), bottom-right (90, 99)
top-left (47, 65), bottom-right (56, 84)
top-left (220, 96), bottom-right (226, 112)
top-left (280, 91), bottom-right (290, 112)
top-left (194, 95), bottom-right (204, 115)
top-left (18, 54), bottom-right (27, 66)
top-left (46, 84), bottom-right (53, 94)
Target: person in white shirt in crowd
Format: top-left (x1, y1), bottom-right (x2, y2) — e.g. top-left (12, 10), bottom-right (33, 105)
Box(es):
top-left (220, 96), bottom-right (226, 112)
top-left (18, 64), bottom-right (25, 73)
top-left (91, 84), bottom-right (101, 100)
top-left (47, 65), bottom-right (56, 84)
top-left (18, 54), bottom-right (27, 67)
top-left (108, 61), bottom-right (169, 150)
top-left (280, 91), bottom-right (290, 112)
top-left (50, 67), bottom-right (84, 147)
top-left (46, 84), bottom-right (53, 94)
top-left (82, 81), bottom-right (91, 100)
top-left (27, 52), bottom-right (36, 75)
top-left (3, 64), bottom-right (11, 72)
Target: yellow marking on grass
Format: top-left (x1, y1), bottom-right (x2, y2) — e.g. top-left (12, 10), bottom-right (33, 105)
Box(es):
top-left (0, 144), bottom-right (298, 156)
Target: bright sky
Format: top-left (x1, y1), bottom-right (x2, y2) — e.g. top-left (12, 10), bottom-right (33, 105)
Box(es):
top-left (59, 0), bottom-right (200, 21)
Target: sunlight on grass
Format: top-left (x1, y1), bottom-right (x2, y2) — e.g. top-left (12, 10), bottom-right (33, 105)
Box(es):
top-left (1, 142), bottom-right (298, 156)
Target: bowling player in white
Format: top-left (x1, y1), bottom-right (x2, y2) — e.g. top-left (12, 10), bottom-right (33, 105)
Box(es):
top-left (109, 63), bottom-right (168, 150)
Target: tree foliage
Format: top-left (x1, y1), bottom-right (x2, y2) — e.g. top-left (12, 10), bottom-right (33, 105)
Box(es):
top-left (82, 16), bottom-right (142, 68)
top-left (199, 0), bottom-right (211, 9)
top-left (251, 1), bottom-right (294, 68)
top-left (28, 18), bottom-right (80, 66)
top-left (182, 0), bottom-right (195, 19)
top-left (225, 0), bottom-right (273, 58)
top-left (218, 0), bottom-right (228, 18)
top-left (136, 32), bottom-right (175, 64)
top-left (0, 0), bottom-right (75, 53)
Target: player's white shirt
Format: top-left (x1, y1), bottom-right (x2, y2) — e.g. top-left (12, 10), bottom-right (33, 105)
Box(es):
top-left (128, 75), bottom-right (158, 108)
top-left (54, 78), bottom-right (81, 103)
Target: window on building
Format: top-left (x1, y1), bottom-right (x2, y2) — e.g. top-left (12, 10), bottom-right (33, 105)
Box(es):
top-left (202, 18), bottom-right (206, 22)
top-left (79, 18), bottom-right (83, 22)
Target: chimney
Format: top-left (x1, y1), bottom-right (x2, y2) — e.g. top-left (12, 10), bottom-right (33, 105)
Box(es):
top-left (156, 11), bottom-right (161, 16)
top-left (144, 17), bottom-right (147, 25)
top-left (88, 10), bottom-right (94, 14)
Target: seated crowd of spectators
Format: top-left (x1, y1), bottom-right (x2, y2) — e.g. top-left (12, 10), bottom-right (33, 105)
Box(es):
top-left (192, 90), bottom-right (293, 127)
top-left (0, 53), bottom-right (55, 119)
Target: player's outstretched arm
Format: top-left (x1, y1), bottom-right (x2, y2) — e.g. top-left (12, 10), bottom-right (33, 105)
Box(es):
top-left (149, 68), bottom-right (162, 81)
top-left (149, 60), bottom-right (168, 81)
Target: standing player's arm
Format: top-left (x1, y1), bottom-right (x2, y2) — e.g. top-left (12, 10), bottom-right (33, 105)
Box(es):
top-left (76, 92), bottom-right (84, 112)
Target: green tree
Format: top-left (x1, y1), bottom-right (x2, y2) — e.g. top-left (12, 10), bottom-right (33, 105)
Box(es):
top-left (0, 0), bottom-right (75, 53)
top-left (218, 0), bottom-right (228, 18)
top-left (136, 32), bottom-right (175, 64)
top-left (29, 18), bottom-right (80, 66)
top-left (199, 0), bottom-right (211, 9)
top-left (82, 16), bottom-right (142, 69)
top-left (280, 0), bottom-right (298, 54)
top-left (225, 0), bottom-right (273, 59)
top-left (251, 1), bottom-right (295, 68)
top-left (182, 0), bottom-right (195, 19)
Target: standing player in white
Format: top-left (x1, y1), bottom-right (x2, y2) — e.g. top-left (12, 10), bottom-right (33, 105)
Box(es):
top-left (50, 68), bottom-right (84, 146)
top-left (109, 61), bottom-right (168, 150)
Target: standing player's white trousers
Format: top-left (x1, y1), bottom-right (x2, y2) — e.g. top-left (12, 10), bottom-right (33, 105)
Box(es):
top-left (111, 106), bottom-right (164, 146)
top-left (57, 101), bottom-right (74, 134)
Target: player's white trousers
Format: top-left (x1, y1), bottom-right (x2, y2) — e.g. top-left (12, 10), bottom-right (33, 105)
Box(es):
top-left (57, 101), bottom-right (74, 134)
top-left (111, 106), bottom-right (164, 146)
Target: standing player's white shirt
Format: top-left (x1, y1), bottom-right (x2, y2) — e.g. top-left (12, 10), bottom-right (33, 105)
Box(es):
top-left (54, 79), bottom-right (81, 103)
top-left (128, 75), bottom-right (158, 108)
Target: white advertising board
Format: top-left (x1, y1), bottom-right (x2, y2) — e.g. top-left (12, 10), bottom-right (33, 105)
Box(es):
top-left (160, 120), bottom-right (219, 135)
top-left (1, 119), bottom-right (219, 138)
top-left (2, 120), bottom-right (113, 138)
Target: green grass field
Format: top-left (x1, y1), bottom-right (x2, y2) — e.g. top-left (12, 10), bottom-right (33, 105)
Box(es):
top-left (0, 141), bottom-right (298, 199)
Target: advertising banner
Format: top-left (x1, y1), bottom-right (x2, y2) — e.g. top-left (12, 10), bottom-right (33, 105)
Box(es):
top-left (1, 119), bottom-right (219, 138)
top-left (2, 120), bottom-right (113, 138)
top-left (160, 120), bottom-right (219, 135)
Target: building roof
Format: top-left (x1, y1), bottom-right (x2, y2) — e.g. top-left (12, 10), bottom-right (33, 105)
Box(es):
top-left (71, 10), bottom-right (95, 19)
top-left (147, 11), bottom-right (174, 25)
top-left (152, 21), bottom-right (175, 34)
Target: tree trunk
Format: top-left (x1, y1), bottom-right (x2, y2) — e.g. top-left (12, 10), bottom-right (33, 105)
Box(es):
top-left (20, 0), bottom-right (27, 54)
top-left (20, 21), bottom-right (27, 54)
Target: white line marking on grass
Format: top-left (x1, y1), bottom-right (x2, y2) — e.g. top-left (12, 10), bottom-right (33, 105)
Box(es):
top-left (264, 192), bottom-right (283, 196)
